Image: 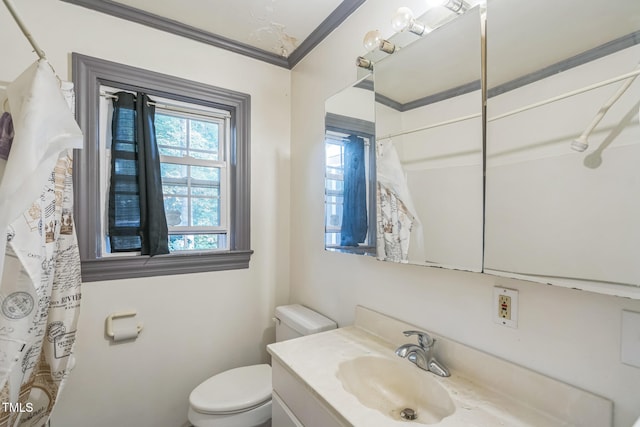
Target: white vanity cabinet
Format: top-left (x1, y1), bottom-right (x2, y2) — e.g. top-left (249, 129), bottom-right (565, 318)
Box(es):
top-left (268, 307), bottom-right (612, 427)
top-left (272, 392), bottom-right (303, 427)
top-left (271, 359), bottom-right (348, 427)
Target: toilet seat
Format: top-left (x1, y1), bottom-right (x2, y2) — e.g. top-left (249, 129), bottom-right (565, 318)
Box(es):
top-left (189, 364), bottom-right (272, 415)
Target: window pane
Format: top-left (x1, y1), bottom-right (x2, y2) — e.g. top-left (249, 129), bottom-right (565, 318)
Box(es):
top-left (161, 163), bottom-right (187, 180)
top-left (191, 198), bottom-right (219, 226)
top-left (158, 147), bottom-right (186, 157)
top-left (156, 114), bottom-right (220, 161)
top-left (167, 234), bottom-right (187, 251)
top-left (163, 184), bottom-right (188, 196)
top-left (191, 185), bottom-right (219, 197)
top-left (161, 164), bottom-right (221, 229)
top-left (189, 120), bottom-right (219, 157)
top-left (325, 178), bottom-right (344, 192)
top-left (325, 143), bottom-right (343, 162)
top-left (155, 114), bottom-right (186, 148)
top-left (168, 234), bottom-right (226, 251)
top-left (193, 234), bottom-right (223, 250)
top-left (191, 166), bottom-right (219, 182)
top-left (163, 196), bottom-right (188, 227)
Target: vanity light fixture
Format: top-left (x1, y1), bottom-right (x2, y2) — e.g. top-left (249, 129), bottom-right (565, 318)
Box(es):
top-left (426, 0), bottom-right (470, 14)
top-left (363, 30), bottom-right (396, 54)
top-left (355, 56), bottom-right (373, 70)
top-left (391, 7), bottom-right (431, 36)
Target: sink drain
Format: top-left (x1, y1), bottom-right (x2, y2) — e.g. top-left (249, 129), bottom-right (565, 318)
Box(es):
top-left (400, 408), bottom-right (418, 421)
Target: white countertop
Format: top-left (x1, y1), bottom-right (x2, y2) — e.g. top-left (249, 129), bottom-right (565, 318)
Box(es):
top-left (267, 306), bottom-right (612, 427)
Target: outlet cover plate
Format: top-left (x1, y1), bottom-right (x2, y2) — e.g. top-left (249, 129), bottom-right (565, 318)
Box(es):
top-left (621, 310), bottom-right (640, 369)
top-left (493, 287), bottom-right (518, 328)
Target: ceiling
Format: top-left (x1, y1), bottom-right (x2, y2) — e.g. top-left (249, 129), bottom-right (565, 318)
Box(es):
top-left (60, 0), bottom-right (365, 69)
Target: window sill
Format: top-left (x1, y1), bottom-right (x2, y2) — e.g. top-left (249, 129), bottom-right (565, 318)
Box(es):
top-left (325, 245), bottom-right (376, 256)
top-left (80, 250), bottom-right (254, 282)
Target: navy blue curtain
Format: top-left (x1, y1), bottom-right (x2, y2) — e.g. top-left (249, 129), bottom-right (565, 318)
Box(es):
top-left (108, 92), bottom-right (169, 255)
top-left (340, 135), bottom-right (367, 246)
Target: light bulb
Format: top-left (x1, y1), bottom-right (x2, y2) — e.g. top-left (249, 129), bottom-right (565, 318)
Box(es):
top-left (391, 7), bottom-right (414, 32)
top-left (391, 7), bottom-right (429, 36)
top-left (363, 30), bottom-right (382, 52)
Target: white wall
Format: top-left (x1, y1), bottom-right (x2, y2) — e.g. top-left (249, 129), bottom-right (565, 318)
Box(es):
top-left (0, 2), bottom-right (291, 426)
top-left (290, 2), bottom-right (640, 427)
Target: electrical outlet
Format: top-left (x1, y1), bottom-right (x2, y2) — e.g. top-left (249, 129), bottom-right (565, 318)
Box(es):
top-left (499, 294), bottom-right (512, 320)
top-left (494, 287), bottom-right (518, 328)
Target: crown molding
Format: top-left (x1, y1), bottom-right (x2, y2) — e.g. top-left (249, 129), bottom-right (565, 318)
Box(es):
top-left (61, 0), bottom-right (365, 70)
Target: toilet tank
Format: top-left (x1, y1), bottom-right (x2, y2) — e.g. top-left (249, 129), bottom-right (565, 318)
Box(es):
top-left (274, 304), bottom-right (337, 342)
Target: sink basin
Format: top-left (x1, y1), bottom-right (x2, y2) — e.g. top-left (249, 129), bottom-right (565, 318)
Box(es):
top-left (336, 356), bottom-right (455, 424)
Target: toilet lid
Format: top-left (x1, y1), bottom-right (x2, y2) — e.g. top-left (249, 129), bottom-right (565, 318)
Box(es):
top-left (190, 364), bottom-right (272, 414)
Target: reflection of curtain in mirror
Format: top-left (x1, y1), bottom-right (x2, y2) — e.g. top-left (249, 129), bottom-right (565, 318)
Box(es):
top-left (376, 183), bottom-right (415, 263)
top-left (376, 139), bottom-right (420, 263)
top-left (340, 135), bottom-right (367, 246)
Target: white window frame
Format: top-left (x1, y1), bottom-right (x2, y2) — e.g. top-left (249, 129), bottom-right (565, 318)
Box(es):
top-left (324, 130), bottom-right (347, 244)
top-left (155, 104), bottom-right (231, 251)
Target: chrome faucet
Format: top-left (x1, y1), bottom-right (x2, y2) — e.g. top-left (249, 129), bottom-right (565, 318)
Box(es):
top-left (395, 330), bottom-right (450, 377)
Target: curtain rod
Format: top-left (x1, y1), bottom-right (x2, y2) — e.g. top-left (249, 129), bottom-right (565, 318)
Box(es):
top-left (2, 0), bottom-right (47, 60)
top-left (376, 112), bottom-right (481, 142)
top-left (488, 67), bottom-right (640, 122)
top-left (377, 67), bottom-right (640, 141)
top-left (100, 91), bottom-right (231, 119)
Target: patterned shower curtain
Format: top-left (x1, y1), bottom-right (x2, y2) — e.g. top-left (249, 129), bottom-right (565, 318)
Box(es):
top-left (376, 182), bottom-right (415, 263)
top-left (375, 139), bottom-right (421, 263)
top-left (0, 60), bottom-right (83, 427)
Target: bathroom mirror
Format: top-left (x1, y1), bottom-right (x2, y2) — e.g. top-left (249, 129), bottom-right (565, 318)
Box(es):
top-left (374, 7), bottom-right (483, 270)
top-left (324, 74), bottom-right (377, 255)
top-left (484, 0), bottom-right (640, 296)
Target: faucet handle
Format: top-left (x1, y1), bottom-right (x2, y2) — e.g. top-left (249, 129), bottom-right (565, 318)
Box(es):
top-left (403, 330), bottom-right (434, 349)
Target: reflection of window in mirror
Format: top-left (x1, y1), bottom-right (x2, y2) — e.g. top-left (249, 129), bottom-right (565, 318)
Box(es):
top-left (324, 114), bottom-right (376, 255)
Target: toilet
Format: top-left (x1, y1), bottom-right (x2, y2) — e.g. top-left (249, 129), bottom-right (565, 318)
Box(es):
top-left (187, 304), bottom-right (337, 427)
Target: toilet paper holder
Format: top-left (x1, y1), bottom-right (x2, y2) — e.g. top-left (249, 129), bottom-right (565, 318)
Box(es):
top-left (106, 311), bottom-right (143, 340)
